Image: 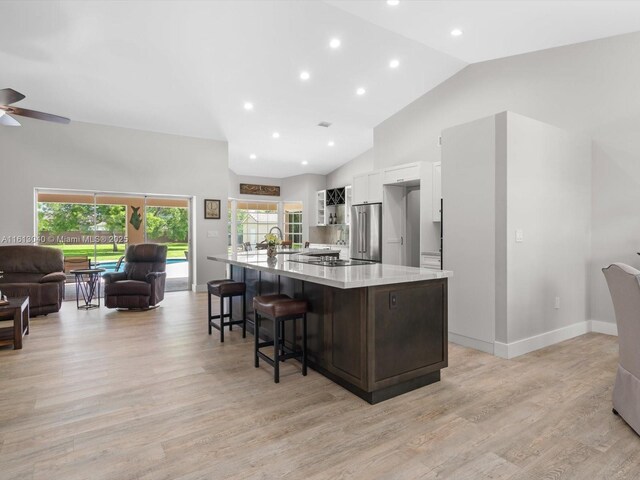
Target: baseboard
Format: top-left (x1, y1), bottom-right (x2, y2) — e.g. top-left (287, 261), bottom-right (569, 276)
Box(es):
top-left (194, 284), bottom-right (207, 293)
top-left (448, 332), bottom-right (494, 355)
top-left (493, 321), bottom-right (590, 359)
top-left (589, 320), bottom-right (618, 336)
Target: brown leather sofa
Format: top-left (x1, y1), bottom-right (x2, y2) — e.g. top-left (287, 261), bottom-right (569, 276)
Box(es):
top-left (103, 244), bottom-right (167, 309)
top-left (0, 245), bottom-right (66, 317)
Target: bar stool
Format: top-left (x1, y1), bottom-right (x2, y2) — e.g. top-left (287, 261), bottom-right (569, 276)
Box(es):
top-left (207, 279), bottom-right (246, 342)
top-left (253, 294), bottom-right (308, 383)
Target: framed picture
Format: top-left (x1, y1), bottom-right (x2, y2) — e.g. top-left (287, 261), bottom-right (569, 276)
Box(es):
top-left (204, 199), bottom-right (221, 219)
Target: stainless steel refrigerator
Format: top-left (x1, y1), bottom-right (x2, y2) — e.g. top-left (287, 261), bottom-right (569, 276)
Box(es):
top-left (350, 203), bottom-right (382, 262)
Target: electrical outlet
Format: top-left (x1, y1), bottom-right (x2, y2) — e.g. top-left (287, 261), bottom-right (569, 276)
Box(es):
top-left (390, 293), bottom-right (398, 309)
top-left (555, 296), bottom-right (561, 309)
top-left (207, 230), bottom-right (219, 238)
top-left (515, 229), bottom-right (524, 243)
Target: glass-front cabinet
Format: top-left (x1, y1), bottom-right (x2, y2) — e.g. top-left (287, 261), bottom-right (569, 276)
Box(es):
top-left (345, 185), bottom-right (352, 225)
top-left (316, 190), bottom-right (327, 226)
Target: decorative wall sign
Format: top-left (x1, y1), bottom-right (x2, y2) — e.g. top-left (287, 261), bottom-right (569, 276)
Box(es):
top-left (204, 199), bottom-right (221, 219)
top-left (129, 206), bottom-right (142, 230)
top-left (239, 183), bottom-right (280, 197)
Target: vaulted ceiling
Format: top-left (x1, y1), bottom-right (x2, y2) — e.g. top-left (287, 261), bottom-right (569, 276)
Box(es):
top-left (2, 1), bottom-right (640, 177)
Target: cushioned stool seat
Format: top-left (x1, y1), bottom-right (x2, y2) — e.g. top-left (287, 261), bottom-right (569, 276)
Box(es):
top-left (253, 294), bottom-right (308, 383)
top-left (207, 279), bottom-right (246, 297)
top-left (207, 279), bottom-right (246, 342)
top-left (253, 294), bottom-right (307, 318)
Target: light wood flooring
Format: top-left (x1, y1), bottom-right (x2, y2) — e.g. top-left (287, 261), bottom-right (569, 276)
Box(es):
top-left (0, 291), bottom-right (638, 479)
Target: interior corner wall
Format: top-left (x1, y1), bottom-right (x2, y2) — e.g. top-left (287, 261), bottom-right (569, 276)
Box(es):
top-left (373, 31), bottom-right (640, 327)
top-left (326, 149), bottom-right (374, 189)
top-left (504, 112), bottom-right (591, 344)
top-left (0, 119), bottom-right (229, 289)
top-left (590, 139), bottom-right (640, 325)
top-left (441, 114), bottom-right (497, 353)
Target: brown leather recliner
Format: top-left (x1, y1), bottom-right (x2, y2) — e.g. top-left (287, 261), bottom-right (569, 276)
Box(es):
top-left (0, 245), bottom-right (66, 316)
top-left (103, 244), bottom-right (167, 309)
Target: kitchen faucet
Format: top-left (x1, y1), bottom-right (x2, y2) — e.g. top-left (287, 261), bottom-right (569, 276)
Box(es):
top-left (269, 226), bottom-right (284, 241)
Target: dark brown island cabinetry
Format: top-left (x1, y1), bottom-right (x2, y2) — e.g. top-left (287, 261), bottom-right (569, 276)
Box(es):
top-left (229, 264), bottom-right (447, 404)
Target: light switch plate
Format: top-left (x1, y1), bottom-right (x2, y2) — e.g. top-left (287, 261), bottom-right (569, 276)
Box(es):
top-left (515, 229), bottom-right (524, 243)
top-left (207, 230), bottom-right (219, 238)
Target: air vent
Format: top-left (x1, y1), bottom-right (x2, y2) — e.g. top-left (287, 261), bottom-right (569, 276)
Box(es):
top-left (317, 121), bottom-right (332, 128)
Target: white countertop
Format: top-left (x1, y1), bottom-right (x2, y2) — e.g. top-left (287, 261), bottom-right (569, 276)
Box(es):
top-left (208, 253), bottom-right (452, 289)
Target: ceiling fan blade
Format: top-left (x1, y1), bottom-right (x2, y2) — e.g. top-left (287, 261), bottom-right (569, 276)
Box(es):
top-left (0, 88), bottom-right (26, 106)
top-left (9, 107), bottom-right (70, 124)
top-left (0, 113), bottom-right (21, 126)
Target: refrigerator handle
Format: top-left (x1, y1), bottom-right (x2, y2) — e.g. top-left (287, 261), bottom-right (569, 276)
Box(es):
top-left (362, 212), bottom-right (367, 253)
top-left (357, 211), bottom-right (362, 253)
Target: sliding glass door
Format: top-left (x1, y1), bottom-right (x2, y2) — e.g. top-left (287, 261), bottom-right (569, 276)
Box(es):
top-left (36, 189), bottom-right (192, 292)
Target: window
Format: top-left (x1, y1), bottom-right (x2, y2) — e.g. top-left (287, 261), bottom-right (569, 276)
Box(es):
top-left (230, 201), bottom-right (278, 252)
top-left (228, 200), bottom-right (303, 252)
top-left (284, 202), bottom-right (303, 248)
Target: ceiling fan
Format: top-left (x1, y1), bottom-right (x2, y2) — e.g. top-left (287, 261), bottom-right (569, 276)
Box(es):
top-left (0, 88), bottom-right (70, 126)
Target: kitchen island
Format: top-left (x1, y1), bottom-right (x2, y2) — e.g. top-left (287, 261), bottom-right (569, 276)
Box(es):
top-left (208, 253), bottom-right (452, 403)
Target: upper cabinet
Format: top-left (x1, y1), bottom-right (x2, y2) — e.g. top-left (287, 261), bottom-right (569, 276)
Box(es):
top-left (316, 187), bottom-right (353, 225)
top-left (316, 189), bottom-right (327, 226)
top-left (432, 162), bottom-right (442, 222)
top-left (353, 171), bottom-right (382, 204)
top-left (383, 163), bottom-right (421, 186)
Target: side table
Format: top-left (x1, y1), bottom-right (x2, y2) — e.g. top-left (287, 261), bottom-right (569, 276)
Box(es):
top-left (70, 268), bottom-right (106, 310)
top-left (0, 296), bottom-right (29, 349)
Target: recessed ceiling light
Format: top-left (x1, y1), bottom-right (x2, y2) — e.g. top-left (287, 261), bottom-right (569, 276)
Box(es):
top-left (300, 71), bottom-right (310, 81)
top-left (451, 28), bottom-right (463, 37)
top-left (272, 132), bottom-right (280, 139)
top-left (389, 59), bottom-right (400, 69)
top-left (249, 154), bottom-right (257, 160)
top-left (387, 0), bottom-right (400, 5)
top-left (302, 160), bottom-right (309, 165)
top-left (243, 102), bottom-right (254, 111)
top-left (329, 38), bottom-right (341, 49)
top-left (328, 141), bottom-right (335, 147)
top-left (356, 87), bottom-right (366, 96)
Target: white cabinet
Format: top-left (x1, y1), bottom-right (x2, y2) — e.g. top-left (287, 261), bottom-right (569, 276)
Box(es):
top-left (368, 172), bottom-right (383, 203)
top-left (421, 253), bottom-right (441, 269)
top-left (383, 163), bottom-right (420, 185)
top-left (432, 162), bottom-right (442, 222)
top-left (316, 190), bottom-right (327, 226)
top-left (352, 174), bottom-right (368, 205)
top-left (353, 171), bottom-right (383, 204)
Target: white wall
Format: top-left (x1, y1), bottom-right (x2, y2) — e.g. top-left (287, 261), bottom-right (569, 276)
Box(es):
top-left (442, 115), bottom-right (498, 353)
top-left (374, 31), bottom-right (640, 327)
top-left (326, 149), bottom-right (373, 189)
top-left (504, 112), bottom-right (591, 344)
top-left (0, 119), bottom-right (229, 289)
top-left (442, 112), bottom-right (591, 356)
top-left (590, 138), bottom-right (640, 326)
